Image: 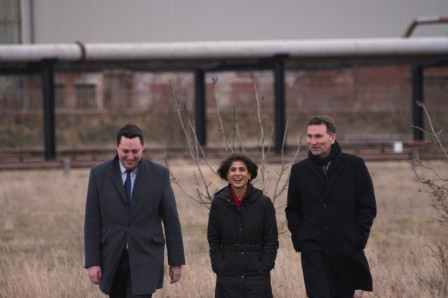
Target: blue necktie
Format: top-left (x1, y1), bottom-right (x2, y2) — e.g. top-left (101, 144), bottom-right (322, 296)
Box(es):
top-left (124, 170), bottom-right (132, 208)
top-left (322, 163), bottom-right (329, 175)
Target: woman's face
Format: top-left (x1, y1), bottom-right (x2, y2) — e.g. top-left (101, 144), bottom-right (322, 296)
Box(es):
top-left (227, 161), bottom-right (251, 190)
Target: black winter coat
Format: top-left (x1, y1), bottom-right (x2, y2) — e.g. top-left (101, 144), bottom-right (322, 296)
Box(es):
top-left (207, 183), bottom-right (279, 297)
top-left (286, 150), bottom-right (377, 297)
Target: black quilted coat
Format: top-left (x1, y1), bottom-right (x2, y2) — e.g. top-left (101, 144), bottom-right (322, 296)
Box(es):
top-left (207, 183), bottom-right (279, 298)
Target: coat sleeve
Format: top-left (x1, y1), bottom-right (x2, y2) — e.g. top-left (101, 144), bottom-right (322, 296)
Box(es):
top-left (207, 200), bottom-right (226, 274)
top-left (261, 198), bottom-right (279, 270)
top-left (356, 159), bottom-right (377, 249)
top-left (84, 168), bottom-right (101, 268)
top-left (285, 164), bottom-right (303, 252)
top-left (160, 168), bottom-right (186, 266)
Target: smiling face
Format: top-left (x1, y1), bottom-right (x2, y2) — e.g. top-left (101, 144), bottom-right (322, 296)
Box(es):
top-left (116, 136), bottom-right (144, 170)
top-left (307, 123), bottom-right (336, 158)
top-left (226, 161), bottom-right (251, 190)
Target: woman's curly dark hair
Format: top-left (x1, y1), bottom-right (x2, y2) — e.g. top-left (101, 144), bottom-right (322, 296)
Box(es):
top-left (217, 153), bottom-right (258, 182)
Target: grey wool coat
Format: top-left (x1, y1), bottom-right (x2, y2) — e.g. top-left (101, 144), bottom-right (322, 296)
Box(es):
top-left (286, 146), bottom-right (377, 297)
top-left (84, 156), bottom-right (185, 295)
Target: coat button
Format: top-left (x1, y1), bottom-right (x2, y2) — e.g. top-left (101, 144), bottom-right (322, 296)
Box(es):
top-left (241, 252), bottom-right (244, 255)
top-left (324, 226), bottom-right (328, 230)
top-left (241, 275), bottom-right (245, 278)
top-left (323, 203), bottom-right (327, 207)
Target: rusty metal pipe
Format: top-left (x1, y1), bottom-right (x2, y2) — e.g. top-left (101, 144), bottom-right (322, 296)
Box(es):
top-left (402, 16), bottom-right (448, 37)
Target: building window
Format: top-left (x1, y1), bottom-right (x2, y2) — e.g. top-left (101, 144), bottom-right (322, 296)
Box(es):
top-left (76, 84), bottom-right (96, 109)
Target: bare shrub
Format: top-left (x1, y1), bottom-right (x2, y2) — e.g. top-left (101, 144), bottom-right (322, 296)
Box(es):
top-left (167, 73), bottom-right (301, 210)
top-left (412, 101), bottom-right (448, 295)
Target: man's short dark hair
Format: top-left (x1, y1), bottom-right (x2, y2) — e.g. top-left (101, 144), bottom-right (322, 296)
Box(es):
top-left (307, 115), bottom-right (336, 135)
top-left (217, 153), bottom-right (258, 182)
top-left (117, 123), bottom-right (144, 145)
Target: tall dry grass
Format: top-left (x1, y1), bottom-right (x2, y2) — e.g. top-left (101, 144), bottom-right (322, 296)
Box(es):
top-left (0, 159), bottom-right (447, 297)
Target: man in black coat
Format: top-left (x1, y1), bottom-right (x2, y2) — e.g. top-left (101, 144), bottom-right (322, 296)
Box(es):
top-left (285, 115), bottom-right (377, 298)
top-left (84, 123), bottom-right (185, 297)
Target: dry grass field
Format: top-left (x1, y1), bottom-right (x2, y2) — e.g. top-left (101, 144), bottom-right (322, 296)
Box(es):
top-left (0, 158), bottom-right (447, 297)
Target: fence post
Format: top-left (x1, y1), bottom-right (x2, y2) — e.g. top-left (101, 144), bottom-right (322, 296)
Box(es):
top-left (42, 59), bottom-right (56, 160)
top-left (273, 55), bottom-right (287, 154)
top-left (194, 68), bottom-right (206, 146)
top-left (412, 64), bottom-right (424, 141)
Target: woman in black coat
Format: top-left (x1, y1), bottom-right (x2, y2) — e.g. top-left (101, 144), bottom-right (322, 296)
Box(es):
top-left (207, 153), bottom-right (279, 298)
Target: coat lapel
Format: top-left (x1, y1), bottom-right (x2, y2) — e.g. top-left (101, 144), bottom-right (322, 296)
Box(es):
top-left (129, 158), bottom-right (157, 209)
top-left (306, 159), bottom-right (327, 201)
top-left (306, 155), bottom-right (346, 201)
top-left (324, 158), bottom-right (345, 200)
top-left (111, 157), bottom-right (128, 206)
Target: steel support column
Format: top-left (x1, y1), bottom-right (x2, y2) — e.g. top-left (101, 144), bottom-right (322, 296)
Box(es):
top-left (42, 61), bottom-right (56, 159)
top-left (412, 65), bottom-right (424, 140)
top-left (194, 68), bottom-right (206, 145)
top-left (273, 56), bottom-right (286, 154)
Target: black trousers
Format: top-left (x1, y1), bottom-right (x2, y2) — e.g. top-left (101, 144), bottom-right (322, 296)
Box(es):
top-left (109, 251), bottom-right (153, 298)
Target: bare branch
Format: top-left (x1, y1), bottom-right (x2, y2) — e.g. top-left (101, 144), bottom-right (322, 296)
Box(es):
top-left (416, 101), bottom-right (448, 161)
top-left (412, 100), bottom-right (448, 226)
top-left (212, 77), bottom-right (231, 152)
top-left (232, 106), bottom-right (245, 153)
top-left (168, 73), bottom-right (302, 210)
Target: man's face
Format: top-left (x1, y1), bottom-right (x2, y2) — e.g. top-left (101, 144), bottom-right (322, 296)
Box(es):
top-left (306, 124), bottom-right (336, 158)
top-left (116, 136), bottom-right (144, 170)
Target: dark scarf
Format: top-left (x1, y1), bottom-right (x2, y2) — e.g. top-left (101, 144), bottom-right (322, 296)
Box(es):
top-left (308, 140), bottom-right (341, 165)
top-left (308, 141), bottom-right (342, 184)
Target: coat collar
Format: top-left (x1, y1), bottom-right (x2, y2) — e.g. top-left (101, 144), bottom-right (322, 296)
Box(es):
top-left (214, 183), bottom-right (263, 207)
top-left (110, 155), bottom-right (146, 207)
top-left (110, 155), bottom-right (128, 206)
top-left (306, 151), bottom-right (345, 201)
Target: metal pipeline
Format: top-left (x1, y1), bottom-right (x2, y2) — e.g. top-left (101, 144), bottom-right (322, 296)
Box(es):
top-left (0, 37), bottom-right (447, 63)
top-left (402, 16), bottom-right (448, 37)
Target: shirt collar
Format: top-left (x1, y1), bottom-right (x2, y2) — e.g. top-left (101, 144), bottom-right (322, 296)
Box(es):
top-left (119, 161), bottom-right (137, 175)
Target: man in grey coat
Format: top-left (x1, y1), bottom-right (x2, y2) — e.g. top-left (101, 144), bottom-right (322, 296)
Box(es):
top-left (84, 123), bottom-right (185, 297)
top-left (286, 115), bottom-right (377, 298)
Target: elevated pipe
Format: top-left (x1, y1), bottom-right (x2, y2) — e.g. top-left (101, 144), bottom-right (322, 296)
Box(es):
top-left (403, 16), bottom-right (448, 37)
top-left (1, 37), bottom-right (448, 63)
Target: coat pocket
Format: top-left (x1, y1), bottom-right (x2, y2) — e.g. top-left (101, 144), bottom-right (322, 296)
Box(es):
top-left (220, 249), bottom-right (240, 275)
top-left (151, 234), bottom-right (165, 245)
top-left (100, 226), bottom-right (108, 244)
top-left (213, 259), bottom-right (227, 274)
top-left (291, 228), bottom-right (302, 252)
top-left (245, 252), bottom-right (268, 274)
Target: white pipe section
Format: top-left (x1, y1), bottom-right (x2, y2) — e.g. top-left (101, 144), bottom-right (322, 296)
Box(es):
top-left (0, 44), bottom-right (82, 62)
top-left (0, 37), bottom-right (447, 62)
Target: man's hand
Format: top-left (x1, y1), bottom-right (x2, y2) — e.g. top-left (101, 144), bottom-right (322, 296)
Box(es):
top-left (87, 266), bottom-right (102, 285)
top-left (169, 265), bottom-right (182, 284)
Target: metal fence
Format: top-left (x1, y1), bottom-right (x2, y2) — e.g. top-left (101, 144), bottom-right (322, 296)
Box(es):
top-left (0, 70), bottom-right (447, 150)
top-left (2, 81), bottom-right (446, 114)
